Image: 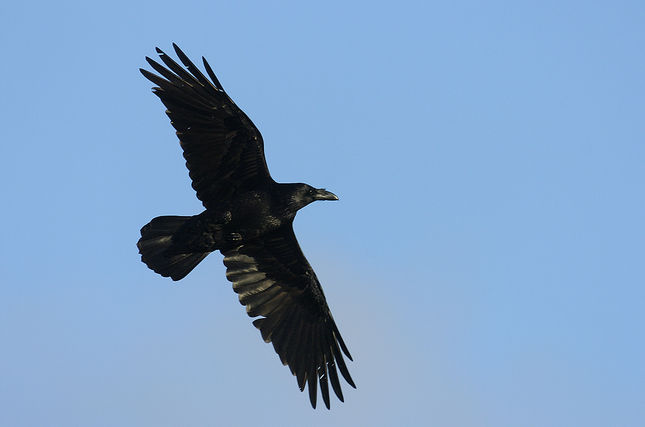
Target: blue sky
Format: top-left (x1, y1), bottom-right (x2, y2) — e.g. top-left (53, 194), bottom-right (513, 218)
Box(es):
top-left (1, 1), bottom-right (644, 426)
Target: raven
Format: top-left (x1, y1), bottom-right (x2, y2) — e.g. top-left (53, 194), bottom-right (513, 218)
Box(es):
top-left (137, 44), bottom-right (355, 409)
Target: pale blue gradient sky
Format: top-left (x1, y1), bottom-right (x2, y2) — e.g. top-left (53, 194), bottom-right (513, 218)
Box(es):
top-left (1, 1), bottom-right (644, 426)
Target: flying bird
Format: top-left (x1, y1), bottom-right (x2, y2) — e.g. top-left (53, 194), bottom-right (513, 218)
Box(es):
top-left (137, 44), bottom-right (355, 409)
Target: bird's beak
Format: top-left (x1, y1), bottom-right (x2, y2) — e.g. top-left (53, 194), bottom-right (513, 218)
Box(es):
top-left (314, 189), bottom-right (339, 201)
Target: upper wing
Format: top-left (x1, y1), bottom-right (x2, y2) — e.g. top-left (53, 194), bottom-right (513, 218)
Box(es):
top-left (140, 44), bottom-right (273, 209)
top-left (222, 226), bottom-right (355, 409)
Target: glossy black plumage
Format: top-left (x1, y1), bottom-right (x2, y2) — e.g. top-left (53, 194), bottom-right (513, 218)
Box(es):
top-left (136, 44), bottom-right (354, 409)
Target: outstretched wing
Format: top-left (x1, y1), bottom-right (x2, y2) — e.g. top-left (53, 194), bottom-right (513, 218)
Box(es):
top-left (222, 226), bottom-right (355, 409)
top-left (140, 44), bottom-right (273, 209)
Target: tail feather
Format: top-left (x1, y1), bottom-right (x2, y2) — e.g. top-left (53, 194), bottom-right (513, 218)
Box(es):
top-left (137, 215), bottom-right (210, 281)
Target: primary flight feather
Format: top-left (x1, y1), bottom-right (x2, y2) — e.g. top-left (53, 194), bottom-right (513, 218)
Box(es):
top-left (137, 44), bottom-right (355, 409)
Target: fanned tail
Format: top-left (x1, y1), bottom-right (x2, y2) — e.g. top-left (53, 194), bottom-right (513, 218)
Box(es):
top-left (137, 215), bottom-right (209, 281)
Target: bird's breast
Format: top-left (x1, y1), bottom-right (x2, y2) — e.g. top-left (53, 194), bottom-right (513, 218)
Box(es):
top-left (216, 190), bottom-right (285, 236)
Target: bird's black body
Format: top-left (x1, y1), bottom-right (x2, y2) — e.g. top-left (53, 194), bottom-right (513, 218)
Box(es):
top-left (137, 45), bottom-right (354, 409)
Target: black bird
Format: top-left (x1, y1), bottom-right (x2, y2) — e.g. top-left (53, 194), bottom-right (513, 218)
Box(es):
top-left (137, 44), bottom-right (355, 409)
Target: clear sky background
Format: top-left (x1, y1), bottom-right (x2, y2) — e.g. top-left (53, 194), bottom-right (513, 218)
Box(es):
top-left (1, 1), bottom-right (644, 426)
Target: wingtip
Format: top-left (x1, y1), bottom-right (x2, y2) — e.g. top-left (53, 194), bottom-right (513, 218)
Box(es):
top-left (139, 67), bottom-right (157, 81)
top-left (308, 382), bottom-right (318, 409)
top-left (144, 56), bottom-right (157, 67)
top-left (201, 56), bottom-right (224, 90)
top-left (321, 385), bottom-right (331, 409)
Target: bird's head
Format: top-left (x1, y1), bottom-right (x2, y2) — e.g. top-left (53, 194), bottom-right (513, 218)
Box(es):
top-left (287, 184), bottom-right (338, 212)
